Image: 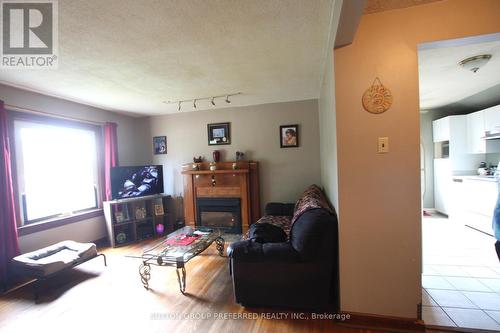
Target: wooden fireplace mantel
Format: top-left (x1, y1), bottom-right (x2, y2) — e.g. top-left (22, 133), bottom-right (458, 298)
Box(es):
top-left (182, 161), bottom-right (260, 234)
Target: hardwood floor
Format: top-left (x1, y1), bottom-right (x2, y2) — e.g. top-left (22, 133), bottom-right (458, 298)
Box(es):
top-left (0, 239), bottom-right (454, 333)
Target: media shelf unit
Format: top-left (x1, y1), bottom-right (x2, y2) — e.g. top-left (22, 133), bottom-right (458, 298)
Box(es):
top-left (104, 194), bottom-right (173, 247)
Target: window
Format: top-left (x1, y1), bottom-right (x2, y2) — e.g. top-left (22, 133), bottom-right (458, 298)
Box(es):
top-left (12, 114), bottom-right (102, 225)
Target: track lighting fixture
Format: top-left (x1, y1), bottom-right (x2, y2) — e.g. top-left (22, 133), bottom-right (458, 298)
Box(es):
top-left (164, 92), bottom-right (241, 111)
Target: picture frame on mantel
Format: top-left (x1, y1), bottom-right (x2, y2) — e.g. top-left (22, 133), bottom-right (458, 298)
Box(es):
top-left (153, 136), bottom-right (167, 154)
top-left (207, 122), bottom-right (231, 145)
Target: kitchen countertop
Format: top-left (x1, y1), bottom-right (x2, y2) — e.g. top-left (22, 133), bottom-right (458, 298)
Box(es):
top-left (453, 175), bottom-right (499, 182)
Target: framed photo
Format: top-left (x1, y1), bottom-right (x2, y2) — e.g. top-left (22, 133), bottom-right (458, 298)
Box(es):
top-left (153, 136), bottom-right (167, 154)
top-left (207, 122), bottom-right (231, 145)
top-left (280, 124), bottom-right (299, 148)
top-left (114, 211), bottom-right (124, 223)
top-left (154, 204), bottom-right (164, 216)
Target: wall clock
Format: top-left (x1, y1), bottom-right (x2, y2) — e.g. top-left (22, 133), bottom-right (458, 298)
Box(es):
top-left (362, 77), bottom-right (393, 114)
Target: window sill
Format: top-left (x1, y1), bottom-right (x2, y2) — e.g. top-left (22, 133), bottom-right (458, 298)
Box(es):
top-left (17, 209), bottom-right (104, 237)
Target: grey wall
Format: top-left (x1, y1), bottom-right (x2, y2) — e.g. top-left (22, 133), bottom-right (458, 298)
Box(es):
top-left (0, 84), bottom-right (151, 252)
top-left (319, 49), bottom-right (339, 210)
top-left (150, 100), bottom-right (321, 211)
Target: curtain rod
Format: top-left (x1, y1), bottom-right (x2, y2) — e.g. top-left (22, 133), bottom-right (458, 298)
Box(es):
top-left (5, 103), bottom-right (106, 126)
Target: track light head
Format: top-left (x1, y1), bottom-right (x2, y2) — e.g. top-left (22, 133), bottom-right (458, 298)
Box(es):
top-left (178, 101), bottom-right (181, 111)
top-left (193, 99), bottom-right (197, 109)
top-left (211, 97), bottom-right (216, 106)
top-left (225, 95), bottom-right (231, 104)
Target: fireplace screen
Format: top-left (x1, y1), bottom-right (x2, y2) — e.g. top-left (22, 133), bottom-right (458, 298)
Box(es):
top-left (196, 198), bottom-right (241, 233)
top-left (200, 212), bottom-right (237, 229)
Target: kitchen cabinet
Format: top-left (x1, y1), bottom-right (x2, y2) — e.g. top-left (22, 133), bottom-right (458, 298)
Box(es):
top-left (467, 111), bottom-right (486, 154)
top-left (433, 115), bottom-right (483, 172)
top-left (434, 159), bottom-right (451, 215)
top-left (484, 104), bottom-right (500, 133)
top-left (449, 177), bottom-right (466, 222)
top-left (466, 178), bottom-right (497, 216)
top-left (432, 117), bottom-right (450, 142)
top-left (432, 115), bottom-right (484, 215)
top-left (456, 177), bottom-right (497, 236)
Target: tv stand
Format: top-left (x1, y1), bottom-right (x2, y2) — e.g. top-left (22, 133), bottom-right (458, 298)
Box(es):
top-left (103, 194), bottom-right (173, 247)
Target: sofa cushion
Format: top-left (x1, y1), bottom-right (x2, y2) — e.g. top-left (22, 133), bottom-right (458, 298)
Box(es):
top-left (290, 209), bottom-right (335, 261)
top-left (12, 241), bottom-right (97, 277)
top-left (291, 184), bottom-right (334, 225)
top-left (265, 202), bottom-right (295, 216)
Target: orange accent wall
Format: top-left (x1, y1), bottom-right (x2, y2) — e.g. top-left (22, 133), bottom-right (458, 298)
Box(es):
top-left (334, 0), bottom-right (500, 318)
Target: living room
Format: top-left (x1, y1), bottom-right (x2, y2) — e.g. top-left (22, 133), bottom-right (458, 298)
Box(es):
top-left (1, 1), bottom-right (500, 332)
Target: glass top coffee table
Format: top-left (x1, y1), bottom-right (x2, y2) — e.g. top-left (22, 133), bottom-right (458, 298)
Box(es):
top-left (129, 226), bottom-right (226, 294)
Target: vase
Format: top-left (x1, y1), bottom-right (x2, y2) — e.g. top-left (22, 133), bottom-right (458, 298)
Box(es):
top-left (213, 150), bottom-right (220, 162)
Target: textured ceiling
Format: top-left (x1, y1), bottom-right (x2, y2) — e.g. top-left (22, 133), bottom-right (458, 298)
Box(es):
top-left (364, 0), bottom-right (443, 14)
top-left (418, 38), bottom-right (500, 111)
top-left (0, 0), bottom-right (334, 115)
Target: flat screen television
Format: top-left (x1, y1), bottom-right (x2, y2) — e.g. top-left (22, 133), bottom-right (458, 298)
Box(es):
top-left (110, 165), bottom-right (164, 200)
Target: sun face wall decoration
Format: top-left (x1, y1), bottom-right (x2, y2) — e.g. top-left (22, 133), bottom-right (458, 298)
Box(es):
top-left (362, 77), bottom-right (393, 114)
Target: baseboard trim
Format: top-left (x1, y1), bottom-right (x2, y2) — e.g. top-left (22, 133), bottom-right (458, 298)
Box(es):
top-left (425, 324), bottom-right (500, 333)
top-left (337, 311), bottom-right (425, 332)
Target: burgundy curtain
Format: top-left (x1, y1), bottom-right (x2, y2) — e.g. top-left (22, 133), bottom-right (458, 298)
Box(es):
top-left (104, 122), bottom-right (118, 201)
top-left (0, 101), bottom-right (20, 289)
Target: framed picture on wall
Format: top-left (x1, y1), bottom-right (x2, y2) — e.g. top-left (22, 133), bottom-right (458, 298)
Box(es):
top-left (153, 136), bottom-right (167, 154)
top-left (280, 124), bottom-right (299, 148)
top-left (207, 122), bottom-right (231, 145)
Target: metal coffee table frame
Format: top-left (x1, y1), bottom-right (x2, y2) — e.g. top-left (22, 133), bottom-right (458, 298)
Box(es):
top-left (132, 227), bottom-right (226, 294)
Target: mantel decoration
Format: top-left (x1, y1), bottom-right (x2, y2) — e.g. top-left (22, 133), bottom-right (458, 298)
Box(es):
top-left (208, 122), bottom-right (231, 145)
top-left (236, 151), bottom-right (245, 160)
top-left (362, 77), bottom-right (393, 114)
top-left (213, 150), bottom-right (221, 162)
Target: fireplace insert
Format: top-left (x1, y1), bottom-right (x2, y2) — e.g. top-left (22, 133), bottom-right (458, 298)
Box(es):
top-left (196, 198), bottom-right (241, 233)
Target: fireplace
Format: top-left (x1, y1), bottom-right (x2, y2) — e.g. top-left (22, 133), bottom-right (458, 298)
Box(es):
top-left (196, 198), bottom-right (241, 233)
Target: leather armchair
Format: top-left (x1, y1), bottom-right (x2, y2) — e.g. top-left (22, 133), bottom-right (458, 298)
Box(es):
top-left (227, 208), bottom-right (339, 310)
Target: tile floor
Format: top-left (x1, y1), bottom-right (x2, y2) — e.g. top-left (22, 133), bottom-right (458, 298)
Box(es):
top-left (422, 212), bottom-right (500, 331)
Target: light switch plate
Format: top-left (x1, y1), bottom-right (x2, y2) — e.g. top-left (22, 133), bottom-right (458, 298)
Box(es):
top-left (378, 137), bottom-right (389, 153)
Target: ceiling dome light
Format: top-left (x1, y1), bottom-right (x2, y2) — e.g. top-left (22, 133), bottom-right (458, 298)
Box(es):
top-left (459, 54), bottom-right (492, 73)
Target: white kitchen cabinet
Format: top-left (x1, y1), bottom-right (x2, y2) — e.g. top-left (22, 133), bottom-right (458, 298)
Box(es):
top-left (434, 158), bottom-right (451, 215)
top-left (448, 177), bottom-right (466, 222)
top-left (432, 117), bottom-right (450, 142)
top-left (459, 178), bottom-right (497, 236)
top-left (467, 111), bottom-right (486, 153)
top-left (484, 104), bottom-right (500, 133)
top-left (465, 179), bottom-right (497, 216)
top-left (433, 115), bottom-right (484, 215)
top-left (433, 115), bottom-right (483, 172)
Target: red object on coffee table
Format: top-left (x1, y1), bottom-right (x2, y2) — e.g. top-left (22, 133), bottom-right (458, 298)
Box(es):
top-left (165, 233), bottom-right (200, 246)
